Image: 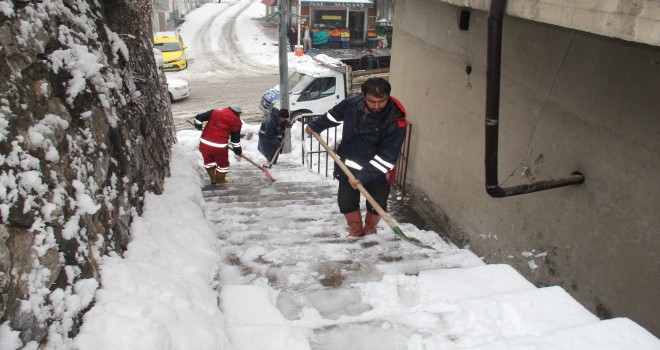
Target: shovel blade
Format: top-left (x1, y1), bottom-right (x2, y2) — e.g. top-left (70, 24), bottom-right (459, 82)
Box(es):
top-left (391, 226), bottom-right (435, 250)
top-left (260, 167), bottom-right (276, 182)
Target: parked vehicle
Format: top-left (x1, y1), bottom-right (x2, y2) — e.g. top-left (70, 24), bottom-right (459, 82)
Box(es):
top-left (153, 31), bottom-right (188, 71)
top-left (167, 77), bottom-right (190, 102)
top-left (153, 48), bottom-right (164, 68)
top-left (259, 55), bottom-right (389, 119)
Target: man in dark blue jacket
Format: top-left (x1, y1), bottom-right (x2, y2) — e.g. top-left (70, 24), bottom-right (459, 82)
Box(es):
top-left (305, 78), bottom-right (407, 237)
top-left (258, 108), bottom-right (291, 164)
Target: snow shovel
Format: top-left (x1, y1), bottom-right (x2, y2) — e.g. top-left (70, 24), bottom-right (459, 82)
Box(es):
top-left (237, 153), bottom-right (276, 182)
top-left (311, 131), bottom-right (435, 250)
top-left (186, 120), bottom-right (276, 182)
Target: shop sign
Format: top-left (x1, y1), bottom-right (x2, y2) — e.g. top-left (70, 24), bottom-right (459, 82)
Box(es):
top-left (302, 1), bottom-right (373, 8)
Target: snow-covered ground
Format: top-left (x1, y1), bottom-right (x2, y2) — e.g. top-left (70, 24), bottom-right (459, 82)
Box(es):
top-left (2, 1), bottom-right (658, 349)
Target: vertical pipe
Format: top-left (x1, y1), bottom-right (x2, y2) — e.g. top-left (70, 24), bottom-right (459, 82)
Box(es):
top-left (484, 0), bottom-right (584, 198)
top-left (484, 0), bottom-right (506, 198)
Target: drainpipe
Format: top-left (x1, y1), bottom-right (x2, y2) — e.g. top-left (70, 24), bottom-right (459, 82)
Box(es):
top-left (484, 0), bottom-right (584, 198)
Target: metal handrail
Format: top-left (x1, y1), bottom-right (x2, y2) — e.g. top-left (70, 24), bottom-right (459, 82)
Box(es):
top-left (301, 114), bottom-right (337, 178)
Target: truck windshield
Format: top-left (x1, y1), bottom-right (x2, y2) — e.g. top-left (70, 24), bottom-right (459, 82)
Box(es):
top-left (288, 71), bottom-right (304, 87)
top-left (290, 74), bottom-right (315, 94)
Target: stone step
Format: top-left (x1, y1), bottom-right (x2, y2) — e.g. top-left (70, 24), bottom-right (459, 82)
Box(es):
top-left (203, 184), bottom-right (337, 200)
top-left (203, 197), bottom-right (335, 209)
top-left (462, 317), bottom-right (660, 350)
top-left (205, 156), bottom-right (618, 348)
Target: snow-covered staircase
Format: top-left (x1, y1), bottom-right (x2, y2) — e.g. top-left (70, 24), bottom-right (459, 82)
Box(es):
top-left (201, 154), bottom-right (660, 350)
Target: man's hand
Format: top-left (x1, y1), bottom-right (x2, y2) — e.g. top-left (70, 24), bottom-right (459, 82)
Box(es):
top-left (305, 126), bottom-right (313, 136)
top-left (194, 122), bottom-right (203, 130)
top-left (233, 146), bottom-right (242, 156)
top-left (348, 178), bottom-right (361, 189)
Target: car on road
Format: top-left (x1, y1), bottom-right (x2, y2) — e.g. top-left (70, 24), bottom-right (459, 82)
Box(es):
top-left (153, 31), bottom-right (188, 71)
top-left (167, 77), bottom-right (190, 102)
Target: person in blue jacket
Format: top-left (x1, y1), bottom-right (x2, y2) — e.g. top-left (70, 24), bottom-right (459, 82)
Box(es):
top-left (305, 78), bottom-right (407, 237)
top-left (258, 108), bottom-right (291, 165)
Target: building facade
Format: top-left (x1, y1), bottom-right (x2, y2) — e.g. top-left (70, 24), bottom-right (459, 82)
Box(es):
top-left (389, 0), bottom-right (660, 337)
top-left (152, 0), bottom-right (211, 32)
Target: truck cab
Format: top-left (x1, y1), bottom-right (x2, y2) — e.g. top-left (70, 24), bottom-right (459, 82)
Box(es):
top-left (259, 55), bottom-right (351, 119)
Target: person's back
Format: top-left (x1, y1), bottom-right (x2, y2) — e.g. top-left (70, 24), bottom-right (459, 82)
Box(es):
top-left (194, 104), bottom-right (244, 184)
top-left (258, 108), bottom-right (290, 162)
top-left (201, 108), bottom-right (241, 143)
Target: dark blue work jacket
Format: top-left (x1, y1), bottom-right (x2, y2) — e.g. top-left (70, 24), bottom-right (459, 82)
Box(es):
top-left (258, 111), bottom-right (290, 161)
top-left (307, 95), bottom-right (407, 185)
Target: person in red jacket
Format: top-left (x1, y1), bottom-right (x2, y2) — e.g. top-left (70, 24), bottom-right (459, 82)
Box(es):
top-left (193, 104), bottom-right (243, 184)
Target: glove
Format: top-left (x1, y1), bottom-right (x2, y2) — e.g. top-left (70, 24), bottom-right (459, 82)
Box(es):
top-left (233, 146), bottom-right (242, 156)
top-left (194, 122), bottom-right (202, 130)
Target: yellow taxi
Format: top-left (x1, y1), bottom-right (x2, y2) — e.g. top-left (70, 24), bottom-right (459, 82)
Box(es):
top-left (153, 31), bottom-right (188, 71)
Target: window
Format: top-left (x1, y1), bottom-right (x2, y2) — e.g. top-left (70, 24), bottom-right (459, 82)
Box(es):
top-left (299, 77), bottom-right (336, 101)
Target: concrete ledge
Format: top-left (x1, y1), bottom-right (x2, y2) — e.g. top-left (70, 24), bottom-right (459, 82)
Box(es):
top-left (436, 0), bottom-right (660, 46)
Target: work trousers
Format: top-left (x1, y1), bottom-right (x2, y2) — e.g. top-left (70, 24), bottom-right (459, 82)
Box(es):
top-left (337, 180), bottom-right (390, 214)
top-left (303, 38), bottom-right (312, 52)
top-left (199, 142), bottom-right (229, 174)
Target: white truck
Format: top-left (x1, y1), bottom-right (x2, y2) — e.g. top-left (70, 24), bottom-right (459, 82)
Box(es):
top-left (259, 54), bottom-right (389, 119)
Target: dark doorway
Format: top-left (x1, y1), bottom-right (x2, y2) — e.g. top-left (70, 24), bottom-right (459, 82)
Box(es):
top-left (348, 11), bottom-right (365, 42)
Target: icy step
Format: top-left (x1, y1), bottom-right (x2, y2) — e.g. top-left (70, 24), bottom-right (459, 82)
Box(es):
top-left (461, 317), bottom-right (660, 350)
top-left (207, 214), bottom-right (339, 225)
top-left (220, 284), bottom-right (310, 350)
top-left (201, 154), bottom-right (660, 348)
top-left (203, 197), bottom-right (335, 209)
top-left (203, 191), bottom-right (336, 203)
top-left (416, 264), bottom-right (537, 303)
top-left (204, 181), bottom-right (335, 195)
top-left (432, 286), bottom-right (599, 347)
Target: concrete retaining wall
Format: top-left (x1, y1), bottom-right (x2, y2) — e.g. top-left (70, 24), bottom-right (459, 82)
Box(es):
top-left (390, 0), bottom-right (660, 336)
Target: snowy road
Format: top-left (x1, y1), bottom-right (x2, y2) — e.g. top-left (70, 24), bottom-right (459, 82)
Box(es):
top-left (166, 0), bottom-right (281, 126)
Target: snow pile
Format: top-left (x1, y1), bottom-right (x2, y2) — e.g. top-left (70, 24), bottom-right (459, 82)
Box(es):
top-left (73, 144), bottom-right (230, 350)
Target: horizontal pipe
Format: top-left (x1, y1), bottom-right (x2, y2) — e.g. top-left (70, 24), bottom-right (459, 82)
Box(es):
top-left (487, 172), bottom-right (585, 198)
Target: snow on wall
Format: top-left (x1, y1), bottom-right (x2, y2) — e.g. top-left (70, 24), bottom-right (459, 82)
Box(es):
top-left (0, 0), bottom-right (176, 347)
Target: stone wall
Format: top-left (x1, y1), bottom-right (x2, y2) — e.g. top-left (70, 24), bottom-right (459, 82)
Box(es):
top-left (0, 0), bottom-right (176, 345)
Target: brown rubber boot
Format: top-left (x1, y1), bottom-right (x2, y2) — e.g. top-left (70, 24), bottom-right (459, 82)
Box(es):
top-left (344, 210), bottom-right (364, 237)
top-left (363, 212), bottom-right (381, 235)
top-left (216, 172), bottom-right (234, 184)
top-left (206, 168), bottom-right (217, 184)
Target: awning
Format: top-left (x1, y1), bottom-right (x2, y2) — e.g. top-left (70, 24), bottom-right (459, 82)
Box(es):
top-left (300, 0), bottom-right (373, 8)
top-left (261, 0), bottom-right (277, 6)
